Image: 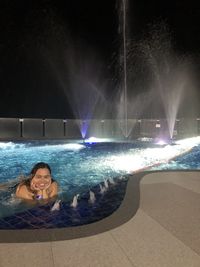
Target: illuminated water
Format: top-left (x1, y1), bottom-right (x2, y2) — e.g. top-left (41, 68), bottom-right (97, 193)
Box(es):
top-left (0, 136), bottom-right (200, 228)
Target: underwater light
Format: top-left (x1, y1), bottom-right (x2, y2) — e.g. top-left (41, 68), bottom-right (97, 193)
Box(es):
top-left (84, 137), bottom-right (111, 144)
top-left (155, 139), bottom-right (168, 146)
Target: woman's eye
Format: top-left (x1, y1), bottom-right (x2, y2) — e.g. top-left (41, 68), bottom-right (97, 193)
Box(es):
top-left (35, 175), bottom-right (50, 179)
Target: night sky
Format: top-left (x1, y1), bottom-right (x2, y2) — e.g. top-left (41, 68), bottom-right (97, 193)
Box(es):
top-left (0, 0), bottom-right (199, 119)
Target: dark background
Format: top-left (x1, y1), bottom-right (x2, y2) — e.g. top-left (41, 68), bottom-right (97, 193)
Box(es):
top-left (0, 0), bottom-right (199, 119)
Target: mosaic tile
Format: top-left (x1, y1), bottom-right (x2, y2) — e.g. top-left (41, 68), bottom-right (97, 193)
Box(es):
top-left (0, 177), bottom-right (128, 229)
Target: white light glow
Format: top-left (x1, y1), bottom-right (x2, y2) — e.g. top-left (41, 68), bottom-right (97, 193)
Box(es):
top-left (155, 139), bottom-right (168, 145)
top-left (102, 136), bottom-right (200, 174)
top-left (0, 142), bottom-right (14, 149)
top-left (0, 142), bottom-right (25, 150)
top-left (175, 136), bottom-right (200, 146)
top-left (62, 143), bottom-right (85, 150)
top-left (84, 137), bottom-right (111, 143)
top-left (137, 137), bottom-right (153, 142)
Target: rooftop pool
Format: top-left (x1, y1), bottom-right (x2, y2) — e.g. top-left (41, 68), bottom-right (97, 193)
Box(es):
top-left (0, 136), bottom-right (200, 229)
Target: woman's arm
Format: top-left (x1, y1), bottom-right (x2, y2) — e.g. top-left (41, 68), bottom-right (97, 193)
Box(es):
top-left (48, 181), bottom-right (58, 198)
top-left (16, 184), bottom-right (34, 200)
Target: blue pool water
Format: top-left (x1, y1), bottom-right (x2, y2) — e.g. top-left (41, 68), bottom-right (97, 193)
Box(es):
top-left (0, 138), bottom-right (200, 229)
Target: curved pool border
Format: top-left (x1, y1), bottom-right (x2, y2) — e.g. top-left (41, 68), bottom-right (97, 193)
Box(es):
top-left (0, 170), bottom-right (196, 243)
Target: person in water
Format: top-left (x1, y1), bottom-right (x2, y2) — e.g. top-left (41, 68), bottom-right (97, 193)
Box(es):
top-left (16, 162), bottom-right (58, 200)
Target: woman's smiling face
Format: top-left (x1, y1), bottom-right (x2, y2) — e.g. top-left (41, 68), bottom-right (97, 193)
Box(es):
top-left (31, 168), bottom-right (51, 190)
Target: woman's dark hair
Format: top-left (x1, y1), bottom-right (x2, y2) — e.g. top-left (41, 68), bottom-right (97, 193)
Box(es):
top-left (30, 162), bottom-right (51, 177)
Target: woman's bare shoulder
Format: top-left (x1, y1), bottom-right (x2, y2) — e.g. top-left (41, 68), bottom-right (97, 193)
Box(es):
top-left (16, 182), bottom-right (26, 192)
top-left (50, 181), bottom-right (58, 190)
top-left (16, 183), bottom-right (34, 199)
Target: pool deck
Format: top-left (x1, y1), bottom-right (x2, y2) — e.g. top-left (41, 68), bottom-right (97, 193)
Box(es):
top-left (0, 171), bottom-right (200, 267)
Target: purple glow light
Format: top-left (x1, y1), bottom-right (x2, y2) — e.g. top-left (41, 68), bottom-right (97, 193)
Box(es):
top-left (155, 139), bottom-right (168, 146)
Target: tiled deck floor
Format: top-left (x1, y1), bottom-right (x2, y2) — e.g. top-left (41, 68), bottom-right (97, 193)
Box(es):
top-left (0, 171), bottom-right (200, 267)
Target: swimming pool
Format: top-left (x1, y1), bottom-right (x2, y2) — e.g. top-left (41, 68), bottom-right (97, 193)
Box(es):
top-left (0, 137), bottom-right (200, 229)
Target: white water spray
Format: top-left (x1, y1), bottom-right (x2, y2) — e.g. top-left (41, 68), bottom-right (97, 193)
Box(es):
top-left (100, 184), bottom-right (107, 194)
top-left (71, 194), bottom-right (80, 208)
top-left (88, 190), bottom-right (96, 204)
top-left (51, 199), bottom-right (61, 212)
top-left (109, 177), bottom-right (116, 185)
top-left (122, 0), bottom-right (128, 138)
top-left (104, 179), bottom-right (109, 189)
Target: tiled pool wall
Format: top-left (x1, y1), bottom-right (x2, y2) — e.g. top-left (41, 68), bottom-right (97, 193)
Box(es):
top-left (0, 118), bottom-right (199, 140)
top-left (0, 175), bottom-right (129, 230)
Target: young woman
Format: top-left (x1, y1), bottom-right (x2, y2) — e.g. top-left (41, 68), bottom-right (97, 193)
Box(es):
top-left (16, 162), bottom-right (58, 200)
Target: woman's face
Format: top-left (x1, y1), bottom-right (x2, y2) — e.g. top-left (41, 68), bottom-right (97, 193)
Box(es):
top-left (31, 168), bottom-right (51, 190)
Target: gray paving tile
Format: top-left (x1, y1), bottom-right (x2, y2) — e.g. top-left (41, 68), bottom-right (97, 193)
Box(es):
top-left (170, 172), bottom-right (200, 194)
top-left (141, 172), bottom-right (200, 194)
top-left (0, 242), bottom-right (53, 267)
top-left (111, 209), bottom-right (200, 267)
top-left (51, 232), bottom-right (135, 267)
top-left (140, 182), bottom-right (200, 255)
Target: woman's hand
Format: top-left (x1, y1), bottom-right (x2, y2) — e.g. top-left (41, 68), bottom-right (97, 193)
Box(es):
top-left (31, 179), bottom-right (51, 191)
top-left (30, 179), bottom-right (51, 199)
